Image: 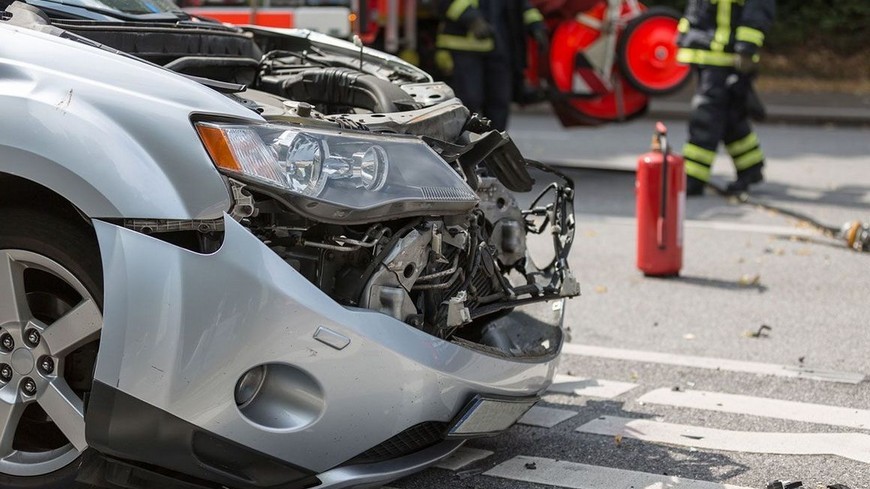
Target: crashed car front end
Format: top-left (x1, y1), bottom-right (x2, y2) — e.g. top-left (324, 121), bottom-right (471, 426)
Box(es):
top-left (0, 3), bottom-right (578, 488)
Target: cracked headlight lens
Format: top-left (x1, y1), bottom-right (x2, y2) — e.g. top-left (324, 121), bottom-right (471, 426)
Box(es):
top-left (196, 121), bottom-right (477, 223)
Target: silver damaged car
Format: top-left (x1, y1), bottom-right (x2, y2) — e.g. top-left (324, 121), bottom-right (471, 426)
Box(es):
top-left (0, 1), bottom-right (579, 487)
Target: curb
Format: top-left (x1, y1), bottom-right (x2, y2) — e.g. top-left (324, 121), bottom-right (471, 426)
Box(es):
top-left (649, 101), bottom-right (870, 126)
top-left (513, 100), bottom-right (870, 126)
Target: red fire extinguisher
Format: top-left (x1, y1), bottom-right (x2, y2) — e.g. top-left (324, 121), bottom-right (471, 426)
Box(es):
top-left (636, 121), bottom-right (685, 276)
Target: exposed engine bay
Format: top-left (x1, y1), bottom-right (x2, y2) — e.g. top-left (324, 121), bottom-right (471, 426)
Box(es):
top-left (5, 2), bottom-right (579, 356)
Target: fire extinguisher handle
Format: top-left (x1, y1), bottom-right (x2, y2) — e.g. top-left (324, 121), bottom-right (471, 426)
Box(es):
top-left (657, 122), bottom-right (669, 249)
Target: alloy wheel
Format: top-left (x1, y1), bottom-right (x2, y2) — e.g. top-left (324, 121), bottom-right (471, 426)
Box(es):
top-left (0, 249), bottom-right (101, 476)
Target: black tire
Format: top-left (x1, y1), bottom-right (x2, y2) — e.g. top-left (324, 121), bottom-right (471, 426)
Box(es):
top-left (0, 207), bottom-right (103, 489)
top-left (617, 6), bottom-right (692, 96)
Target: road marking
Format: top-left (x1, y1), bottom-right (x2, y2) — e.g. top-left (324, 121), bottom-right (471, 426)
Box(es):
top-left (547, 374), bottom-right (638, 398)
top-left (519, 406), bottom-right (579, 428)
top-left (576, 416), bottom-right (870, 464)
top-left (433, 447), bottom-right (493, 471)
top-left (562, 344), bottom-right (866, 384)
top-left (580, 214), bottom-right (821, 238)
top-left (638, 388), bottom-right (870, 430)
top-left (484, 455), bottom-right (753, 489)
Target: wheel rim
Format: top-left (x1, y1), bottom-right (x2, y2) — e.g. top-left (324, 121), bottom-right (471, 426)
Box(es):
top-left (623, 15), bottom-right (690, 92)
top-left (0, 249), bottom-right (101, 476)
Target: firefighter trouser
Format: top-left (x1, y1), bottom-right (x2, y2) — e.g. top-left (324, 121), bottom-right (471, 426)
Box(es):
top-left (449, 51), bottom-right (513, 131)
top-left (683, 66), bottom-right (764, 182)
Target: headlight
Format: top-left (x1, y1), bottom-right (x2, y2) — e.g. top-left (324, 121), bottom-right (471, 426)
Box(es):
top-left (196, 121), bottom-right (478, 223)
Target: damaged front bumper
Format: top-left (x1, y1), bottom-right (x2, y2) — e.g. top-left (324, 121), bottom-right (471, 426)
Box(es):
top-left (87, 214), bottom-right (566, 488)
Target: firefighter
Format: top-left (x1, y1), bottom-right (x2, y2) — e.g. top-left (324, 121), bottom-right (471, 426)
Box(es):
top-left (436, 0), bottom-right (547, 131)
top-left (676, 0), bottom-right (776, 195)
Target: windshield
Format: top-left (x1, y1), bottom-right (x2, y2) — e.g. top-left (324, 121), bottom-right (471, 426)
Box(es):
top-left (56, 0), bottom-right (183, 14)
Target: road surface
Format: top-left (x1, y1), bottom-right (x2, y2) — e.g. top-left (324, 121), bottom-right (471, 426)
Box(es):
top-left (388, 112), bottom-right (870, 489)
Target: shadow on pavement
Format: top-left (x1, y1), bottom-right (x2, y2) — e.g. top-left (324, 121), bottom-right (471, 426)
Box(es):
top-left (442, 399), bottom-right (750, 487)
top-left (653, 274), bottom-right (769, 294)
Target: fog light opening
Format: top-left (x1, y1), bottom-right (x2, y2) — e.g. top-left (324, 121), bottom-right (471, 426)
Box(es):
top-left (235, 365), bottom-right (266, 408)
top-left (234, 363), bottom-right (325, 431)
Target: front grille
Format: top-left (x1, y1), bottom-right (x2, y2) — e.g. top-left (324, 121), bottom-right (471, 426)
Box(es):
top-left (346, 422), bottom-right (447, 465)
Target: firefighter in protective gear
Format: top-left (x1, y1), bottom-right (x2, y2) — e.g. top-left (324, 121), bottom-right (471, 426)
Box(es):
top-left (436, 0), bottom-right (547, 131)
top-left (676, 0), bottom-right (775, 196)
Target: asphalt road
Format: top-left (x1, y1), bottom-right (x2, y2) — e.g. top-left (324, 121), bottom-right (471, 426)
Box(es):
top-left (388, 112), bottom-right (870, 489)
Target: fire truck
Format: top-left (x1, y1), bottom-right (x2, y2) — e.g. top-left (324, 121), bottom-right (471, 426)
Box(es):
top-left (178, 0), bottom-right (354, 38)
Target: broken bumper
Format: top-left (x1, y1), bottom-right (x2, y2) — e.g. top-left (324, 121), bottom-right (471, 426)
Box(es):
top-left (88, 214), bottom-right (565, 487)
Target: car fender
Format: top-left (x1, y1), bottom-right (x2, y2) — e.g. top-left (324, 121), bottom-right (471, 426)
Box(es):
top-left (0, 23), bottom-right (259, 219)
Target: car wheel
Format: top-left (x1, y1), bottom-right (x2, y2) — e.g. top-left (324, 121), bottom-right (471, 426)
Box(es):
top-left (0, 208), bottom-right (103, 488)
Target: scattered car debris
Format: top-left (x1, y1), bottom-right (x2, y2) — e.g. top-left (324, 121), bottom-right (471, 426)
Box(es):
top-left (767, 481), bottom-right (803, 489)
top-left (739, 273), bottom-right (762, 286)
top-left (744, 324), bottom-right (772, 338)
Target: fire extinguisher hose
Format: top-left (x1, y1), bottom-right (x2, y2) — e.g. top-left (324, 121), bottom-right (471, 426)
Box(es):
top-left (706, 182), bottom-right (869, 252)
top-left (656, 121), bottom-right (669, 249)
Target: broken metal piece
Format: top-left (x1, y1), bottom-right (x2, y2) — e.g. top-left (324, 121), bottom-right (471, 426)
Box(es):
top-left (748, 324), bottom-right (772, 338)
top-left (445, 291), bottom-right (472, 328)
top-left (767, 481), bottom-right (803, 489)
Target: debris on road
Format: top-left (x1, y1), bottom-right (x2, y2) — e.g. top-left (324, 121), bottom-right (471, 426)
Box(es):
top-left (739, 273), bottom-right (762, 286)
top-left (767, 481), bottom-right (803, 489)
top-left (744, 324), bottom-right (772, 338)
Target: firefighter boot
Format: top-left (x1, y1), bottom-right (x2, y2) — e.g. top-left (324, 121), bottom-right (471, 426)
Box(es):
top-left (725, 164), bottom-right (764, 195)
top-left (686, 175), bottom-right (706, 196)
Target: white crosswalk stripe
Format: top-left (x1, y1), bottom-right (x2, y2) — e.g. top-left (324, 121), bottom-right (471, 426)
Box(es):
top-left (518, 405), bottom-right (579, 428)
top-left (576, 416), bottom-right (870, 464)
top-left (638, 387), bottom-right (870, 430)
top-left (547, 374), bottom-right (638, 398)
top-left (561, 343), bottom-right (866, 384)
top-left (483, 455), bottom-right (754, 489)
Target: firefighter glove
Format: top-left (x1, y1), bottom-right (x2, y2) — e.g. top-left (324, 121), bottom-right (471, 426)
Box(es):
top-left (733, 53), bottom-right (758, 74)
top-left (468, 17), bottom-right (494, 39)
top-left (435, 49), bottom-right (454, 76)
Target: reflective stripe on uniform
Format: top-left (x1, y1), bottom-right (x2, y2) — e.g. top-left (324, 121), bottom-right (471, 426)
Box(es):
top-left (711, 0), bottom-right (733, 51)
top-left (685, 159), bottom-right (712, 182)
top-left (683, 143), bottom-right (717, 165)
top-left (676, 48), bottom-right (736, 67)
top-left (677, 17), bottom-right (689, 33)
top-left (524, 8), bottom-right (544, 25)
top-left (735, 26), bottom-right (765, 46)
top-left (446, 0), bottom-right (478, 21)
top-left (734, 148), bottom-right (764, 170)
top-left (436, 33), bottom-right (494, 52)
top-left (726, 132), bottom-right (759, 157)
